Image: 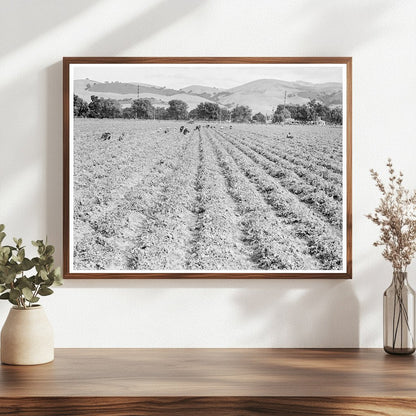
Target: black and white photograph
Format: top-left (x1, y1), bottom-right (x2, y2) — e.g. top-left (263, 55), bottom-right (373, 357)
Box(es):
top-left (64, 58), bottom-right (352, 278)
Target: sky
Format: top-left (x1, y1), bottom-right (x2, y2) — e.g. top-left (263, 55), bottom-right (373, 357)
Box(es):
top-left (73, 64), bottom-right (344, 90)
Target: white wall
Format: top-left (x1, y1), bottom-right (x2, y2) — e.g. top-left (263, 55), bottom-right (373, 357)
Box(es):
top-left (0, 0), bottom-right (415, 347)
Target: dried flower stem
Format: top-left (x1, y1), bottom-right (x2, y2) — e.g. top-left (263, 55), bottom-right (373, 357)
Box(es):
top-left (366, 159), bottom-right (416, 272)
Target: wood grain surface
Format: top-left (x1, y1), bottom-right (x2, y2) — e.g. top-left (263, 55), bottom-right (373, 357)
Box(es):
top-left (0, 349), bottom-right (415, 415)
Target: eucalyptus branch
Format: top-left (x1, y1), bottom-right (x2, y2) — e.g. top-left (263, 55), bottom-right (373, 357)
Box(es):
top-left (0, 225), bottom-right (62, 309)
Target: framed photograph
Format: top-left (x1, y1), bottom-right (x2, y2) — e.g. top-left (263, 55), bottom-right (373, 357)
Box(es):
top-left (63, 57), bottom-right (352, 279)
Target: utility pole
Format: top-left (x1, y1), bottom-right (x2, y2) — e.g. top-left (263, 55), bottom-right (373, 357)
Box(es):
top-left (283, 90), bottom-right (287, 112)
top-left (137, 84), bottom-right (140, 100)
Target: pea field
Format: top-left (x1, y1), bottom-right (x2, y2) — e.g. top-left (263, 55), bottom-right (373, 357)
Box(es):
top-left (72, 118), bottom-right (344, 272)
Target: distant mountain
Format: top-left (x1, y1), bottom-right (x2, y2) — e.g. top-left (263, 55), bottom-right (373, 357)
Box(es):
top-left (74, 78), bottom-right (342, 114)
top-left (223, 79), bottom-right (342, 112)
top-left (179, 85), bottom-right (227, 99)
top-left (74, 80), bottom-right (219, 109)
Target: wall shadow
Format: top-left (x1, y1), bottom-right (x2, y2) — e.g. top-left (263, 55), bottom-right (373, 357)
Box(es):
top-left (44, 0), bottom-right (206, 266)
top-left (2, 0), bottom-right (400, 346)
top-left (232, 279), bottom-right (359, 347)
top-left (290, 0), bottom-right (393, 52)
top-left (1, 0), bottom-right (100, 56)
top-left (80, 0), bottom-right (206, 55)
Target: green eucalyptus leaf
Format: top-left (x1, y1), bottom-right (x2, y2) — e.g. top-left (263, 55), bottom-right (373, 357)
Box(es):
top-left (45, 245), bottom-right (55, 256)
top-left (0, 252), bottom-right (8, 266)
top-left (34, 275), bottom-right (43, 285)
top-left (17, 248), bottom-right (25, 262)
top-left (9, 288), bottom-right (21, 301)
top-left (39, 269), bottom-right (48, 281)
top-left (3, 272), bottom-right (17, 284)
top-left (0, 229), bottom-right (61, 300)
top-left (0, 246), bottom-right (10, 255)
top-left (20, 258), bottom-right (34, 271)
top-left (38, 287), bottom-right (53, 296)
top-left (22, 287), bottom-right (34, 301)
top-left (8, 297), bottom-right (18, 306)
top-left (17, 276), bottom-right (35, 290)
top-left (52, 267), bottom-right (63, 285)
top-left (43, 256), bottom-right (54, 266)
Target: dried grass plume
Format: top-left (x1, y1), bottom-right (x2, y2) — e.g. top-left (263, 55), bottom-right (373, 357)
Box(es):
top-left (367, 159), bottom-right (416, 272)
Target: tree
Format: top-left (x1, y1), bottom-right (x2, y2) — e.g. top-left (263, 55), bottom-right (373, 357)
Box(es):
top-left (188, 108), bottom-right (198, 120)
top-left (88, 95), bottom-right (103, 118)
top-left (194, 102), bottom-right (220, 120)
top-left (252, 112), bottom-right (266, 123)
top-left (132, 99), bottom-right (154, 119)
top-left (272, 108), bottom-right (291, 123)
top-left (329, 107), bottom-right (342, 124)
top-left (73, 95), bottom-right (89, 117)
top-left (231, 105), bottom-right (252, 123)
top-left (296, 105), bottom-right (311, 122)
top-left (122, 107), bottom-right (136, 119)
top-left (154, 107), bottom-right (169, 120)
top-left (100, 99), bottom-right (121, 118)
top-left (87, 95), bottom-right (121, 118)
top-left (167, 100), bottom-right (188, 120)
top-left (219, 107), bottom-right (230, 122)
top-left (307, 99), bottom-right (319, 122)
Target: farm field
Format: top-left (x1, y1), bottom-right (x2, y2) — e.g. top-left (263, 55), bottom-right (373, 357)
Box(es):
top-left (72, 118), bottom-right (344, 271)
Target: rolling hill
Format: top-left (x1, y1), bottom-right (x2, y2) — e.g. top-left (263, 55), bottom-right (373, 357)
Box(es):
top-left (74, 78), bottom-right (342, 114)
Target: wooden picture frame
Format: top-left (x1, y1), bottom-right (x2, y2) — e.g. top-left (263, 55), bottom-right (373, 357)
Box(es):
top-left (63, 57), bottom-right (352, 279)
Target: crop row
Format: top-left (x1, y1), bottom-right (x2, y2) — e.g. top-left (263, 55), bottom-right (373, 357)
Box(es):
top-left (232, 130), bottom-right (342, 188)
top-left (73, 122), bottom-right (196, 269)
top-left (232, 125), bottom-right (343, 177)
top-left (186, 131), bottom-right (256, 270)
top-left (210, 130), bottom-right (343, 270)
top-left (215, 130), bottom-right (343, 228)
top-left (207, 129), bottom-right (323, 271)
top-left (229, 130), bottom-right (343, 198)
top-left (127, 130), bottom-right (201, 270)
top-left (236, 123), bottom-right (344, 160)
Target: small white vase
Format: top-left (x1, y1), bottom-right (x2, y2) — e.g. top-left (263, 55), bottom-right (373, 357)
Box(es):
top-left (1, 305), bottom-right (54, 365)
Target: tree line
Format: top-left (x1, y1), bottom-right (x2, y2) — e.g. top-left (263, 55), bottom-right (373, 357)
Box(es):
top-left (74, 95), bottom-right (342, 124)
top-left (272, 99), bottom-right (342, 124)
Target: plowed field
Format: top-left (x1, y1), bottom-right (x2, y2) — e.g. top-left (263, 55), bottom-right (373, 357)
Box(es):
top-left (72, 119), bottom-right (344, 271)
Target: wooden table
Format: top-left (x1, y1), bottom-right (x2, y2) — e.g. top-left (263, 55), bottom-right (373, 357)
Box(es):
top-left (0, 349), bottom-right (415, 415)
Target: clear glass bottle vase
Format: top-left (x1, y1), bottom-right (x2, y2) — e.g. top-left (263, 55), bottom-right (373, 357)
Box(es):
top-left (383, 271), bottom-right (415, 355)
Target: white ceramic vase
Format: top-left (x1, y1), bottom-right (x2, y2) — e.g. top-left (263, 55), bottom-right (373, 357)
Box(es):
top-left (1, 305), bottom-right (54, 365)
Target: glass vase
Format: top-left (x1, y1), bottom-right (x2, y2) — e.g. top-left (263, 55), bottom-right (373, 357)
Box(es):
top-left (383, 271), bottom-right (415, 355)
